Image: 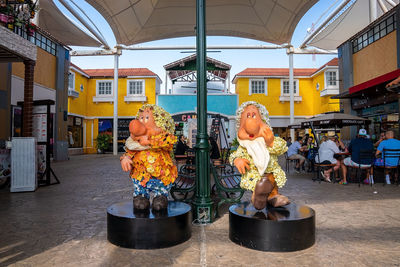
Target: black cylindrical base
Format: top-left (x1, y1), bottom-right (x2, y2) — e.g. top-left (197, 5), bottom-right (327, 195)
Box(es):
top-left (229, 202), bottom-right (315, 252)
top-left (107, 201), bottom-right (192, 249)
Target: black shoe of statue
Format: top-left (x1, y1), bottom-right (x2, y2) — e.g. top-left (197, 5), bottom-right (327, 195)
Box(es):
top-left (133, 196), bottom-right (150, 210)
top-left (152, 195), bottom-right (168, 211)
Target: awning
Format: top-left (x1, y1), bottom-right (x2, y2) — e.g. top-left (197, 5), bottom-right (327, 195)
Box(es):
top-left (38, 0), bottom-right (101, 47)
top-left (86, 0), bottom-right (317, 46)
top-left (349, 68), bottom-right (400, 94)
top-left (307, 0), bottom-right (399, 50)
top-left (301, 112), bottom-right (370, 128)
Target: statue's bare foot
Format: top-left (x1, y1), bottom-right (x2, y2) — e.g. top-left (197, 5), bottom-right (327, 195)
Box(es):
top-left (133, 196), bottom-right (150, 210)
top-left (267, 194), bottom-right (290, 208)
top-left (251, 177), bottom-right (273, 210)
top-left (152, 195), bottom-right (168, 211)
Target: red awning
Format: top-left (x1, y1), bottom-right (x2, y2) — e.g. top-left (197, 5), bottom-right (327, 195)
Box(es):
top-left (349, 69), bottom-right (400, 94)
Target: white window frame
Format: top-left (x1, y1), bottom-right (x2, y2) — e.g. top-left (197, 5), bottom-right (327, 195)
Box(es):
top-left (280, 79), bottom-right (299, 96)
top-left (96, 80), bottom-right (113, 96)
top-left (93, 80), bottom-right (113, 103)
top-left (324, 70), bottom-right (338, 89)
top-left (68, 71), bottom-right (75, 90)
top-left (249, 79), bottom-right (267, 95)
top-left (127, 79), bottom-right (145, 96)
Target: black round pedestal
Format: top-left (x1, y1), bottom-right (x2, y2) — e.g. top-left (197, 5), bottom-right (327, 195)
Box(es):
top-left (229, 202), bottom-right (315, 252)
top-left (107, 201), bottom-right (192, 249)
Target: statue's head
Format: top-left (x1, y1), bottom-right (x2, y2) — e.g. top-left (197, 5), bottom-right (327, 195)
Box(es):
top-left (236, 101), bottom-right (272, 141)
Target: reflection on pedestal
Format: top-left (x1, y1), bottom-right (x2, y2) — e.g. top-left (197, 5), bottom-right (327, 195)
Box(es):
top-left (107, 201), bottom-right (192, 249)
top-left (229, 202), bottom-right (315, 252)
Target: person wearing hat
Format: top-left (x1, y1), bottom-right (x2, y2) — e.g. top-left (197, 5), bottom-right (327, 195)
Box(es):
top-left (342, 129), bottom-right (374, 185)
top-left (315, 131), bottom-right (343, 182)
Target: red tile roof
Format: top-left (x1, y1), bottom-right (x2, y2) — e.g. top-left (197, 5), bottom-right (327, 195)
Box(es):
top-left (70, 63), bottom-right (90, 77)
top-left (83, 68), bottom-right (158, 78)
top-left (233, 58), bottom-right (338, 81)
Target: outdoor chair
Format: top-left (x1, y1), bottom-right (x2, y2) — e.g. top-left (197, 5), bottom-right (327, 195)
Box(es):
top-left (374, 148), bottom-right (400, 186)
top-left (346, 149), bottom-right (374, 187)
top-left (284, 152), bottom-right (299, 174)
top-left (313, 152), bottom-right (336, 183)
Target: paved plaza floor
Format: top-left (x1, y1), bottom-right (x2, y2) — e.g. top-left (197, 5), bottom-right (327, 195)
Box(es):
top-left (1, 154), bottom-right (400, 267)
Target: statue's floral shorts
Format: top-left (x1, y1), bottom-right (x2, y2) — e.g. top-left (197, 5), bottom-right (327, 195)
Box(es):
top-left (132, 178), bottom-right (172, 198)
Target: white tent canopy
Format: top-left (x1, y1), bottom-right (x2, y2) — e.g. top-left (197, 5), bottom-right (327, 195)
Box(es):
top-left (38, 0), bottom-right (101, 47)
top-left (307, 0), bottom-right (399, 50)
top-left (86, 0), bottom-right (317, 46)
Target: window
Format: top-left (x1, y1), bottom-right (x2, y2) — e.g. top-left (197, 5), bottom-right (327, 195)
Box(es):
top-left (250, 80), bottom-right (266, 94)
top-left (325, 71), bottom-right (337, 87)
top-left (68, 72), bottom-right (75, 90)
top-left (281, 79), bottom-right (298, 96)
top-left (97, 81), bottom-right (112, 96)
top-left (352, 14), bottom-right (396, 53)
top-left (128, 80), bottom-right (144, 95)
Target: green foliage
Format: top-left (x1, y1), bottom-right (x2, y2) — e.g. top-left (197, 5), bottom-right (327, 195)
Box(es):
top-left (96, 134), bottom-right (112, 152)
top-left (231, 137), bottom-right (239, 147)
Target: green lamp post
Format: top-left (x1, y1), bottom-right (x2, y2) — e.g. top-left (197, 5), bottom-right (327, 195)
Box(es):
top-left (193, 0), bottom-right (213, 223)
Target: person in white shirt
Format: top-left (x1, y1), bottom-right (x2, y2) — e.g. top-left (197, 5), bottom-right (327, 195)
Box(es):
top-left (315, 131), bottom-right (342, 182)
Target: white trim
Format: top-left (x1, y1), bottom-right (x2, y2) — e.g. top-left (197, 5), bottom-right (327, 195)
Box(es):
top-left (93, 96), bottom-right (114, 103)
top-left (310, 65), bottom-right (338, 78)
top-left (126, 79), bottom-right (145, 96)
top-left (68, 71), bottom-right (75, 91)
top-left (91, 122), bottom-right (93, 147)
top-left (67, 112), bottom-right (85, 118)
top-left (70, 65), bottom-right (90, 78)
top-left (95, 79), bottom-right (113, 96)
top-left (320, 88), bottom-right (340, 96)
top-left (124, 95), bottom-right (147, 102)
top-left (281, 79), bottom-right (299, 96)
top-left (249, 79), bottom-right (267, 95)
top-left (68, 89), bottom-right (79, 98)
top-left (83, 121), bottom-right (86, 148)
top-left (324, 69), bottom-right (339, 90)
top-left (126, 75), bottom-right (162, 84)
top-left (279, 95), bottom-right (303, 102)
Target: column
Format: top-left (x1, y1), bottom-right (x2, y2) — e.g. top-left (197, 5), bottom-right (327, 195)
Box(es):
top-left (22, 60), bottom-right (35, 137)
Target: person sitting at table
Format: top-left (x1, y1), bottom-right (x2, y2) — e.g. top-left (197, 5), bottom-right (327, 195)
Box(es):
top-left (305, 136), bottom-right (316, 172)
top-left (320, 135), bottom-right (327, 145)
top-left (342, 129), bottom-right (374, 185)
top-left (175, 135), bottom-right (189, 155)
top-left (375, 130), bottom-right (400, 184)
top-left (287, 136), bottom-right (307, 173)
top-left (374, 132), bottom-right (386, 148)
top-left (315, 131), bottom-right (343, 183)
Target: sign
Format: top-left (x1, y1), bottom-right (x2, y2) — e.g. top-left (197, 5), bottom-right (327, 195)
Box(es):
top-left (33, 114), bottom-right (47, 142)
top-left (172, 112), bottom-right (228, 122)
top-left (37, 145), bottom-right (46, 175)
top-left (74, 117), bottom-right (82, 126)
top-left (351, 93), bottom-right (398, 110)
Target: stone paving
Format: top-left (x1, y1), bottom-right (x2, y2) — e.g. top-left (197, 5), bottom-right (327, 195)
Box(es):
top-left (1, 154), bottom-right (400, 267)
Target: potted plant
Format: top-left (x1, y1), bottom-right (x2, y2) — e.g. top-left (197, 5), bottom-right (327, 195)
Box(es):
top-left (96, 133), bottom-right (112, 153)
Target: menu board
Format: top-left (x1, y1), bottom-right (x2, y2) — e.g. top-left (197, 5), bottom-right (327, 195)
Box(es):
top-left (33, 113), bottom-right (47, 142)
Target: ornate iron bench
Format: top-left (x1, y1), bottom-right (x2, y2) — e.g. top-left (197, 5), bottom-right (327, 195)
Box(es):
top-left (170, 164), bottom-right (196, 202)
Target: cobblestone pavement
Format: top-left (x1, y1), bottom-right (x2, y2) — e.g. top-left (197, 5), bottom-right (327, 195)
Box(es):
top-left (1, 154), bottom-right (400, 267)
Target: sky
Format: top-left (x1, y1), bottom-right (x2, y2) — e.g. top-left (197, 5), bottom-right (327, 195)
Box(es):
top-left (55, 0), bottom-right (342, 92)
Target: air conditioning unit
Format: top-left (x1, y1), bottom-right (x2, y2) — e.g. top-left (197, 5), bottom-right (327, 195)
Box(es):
top-left (11, 137), bottom-right (37, 192)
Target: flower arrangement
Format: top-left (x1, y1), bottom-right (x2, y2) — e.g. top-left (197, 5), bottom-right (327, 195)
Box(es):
top-left (137, 104), bottom-right (175, 134)
top-left (0, 0), bottom-right (37, 34)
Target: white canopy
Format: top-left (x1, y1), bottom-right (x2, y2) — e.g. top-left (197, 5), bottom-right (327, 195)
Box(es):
top-left (307, 0), bottom-right (399, 50)
top-left (86, 0), bottom-right (317, 45)
top-left (38, 0), bottom-right (101, 47)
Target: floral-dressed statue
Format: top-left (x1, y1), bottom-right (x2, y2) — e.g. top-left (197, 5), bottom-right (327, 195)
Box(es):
top-left (120, 104), bottom-right (177, 211)
top-left (229, 101), bottom-right (289, 210)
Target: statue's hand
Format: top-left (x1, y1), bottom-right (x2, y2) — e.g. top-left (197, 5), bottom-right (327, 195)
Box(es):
top-left (260, 125), bottom-right (274, 147)
top-left (234, 158), bottom-right (250, 174)
top-left (138, 135), bottom-right (150, 146)
top-left (121, 156), bottom-right (133, 172)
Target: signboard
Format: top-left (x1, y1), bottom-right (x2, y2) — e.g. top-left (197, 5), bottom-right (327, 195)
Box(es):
top-left (172, 112), bottom-right (228, 122)
top-left (351, 93), bottom-right (398, 110)
top-left (33, 113), bottom-right (47, 142)
top-left (37, 145), bottom-right (46, 175)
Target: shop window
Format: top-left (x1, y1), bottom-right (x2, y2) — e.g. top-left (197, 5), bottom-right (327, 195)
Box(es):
top-left (128, 80), bottom-right (145, 95)
top-left (325, 71), bottom-right (338, 87)
top-left (352, 14), bottom-right (396, 53)
top-left (281, 79), bottom-right (298, 96)
top-left (97, 81), bottom-right (113, 96)
top-left (249, 79), bottom-right (267, 95)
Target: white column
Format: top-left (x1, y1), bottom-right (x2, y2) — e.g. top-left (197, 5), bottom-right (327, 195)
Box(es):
top-left (227, 71), bottom-right (231, 93)
top-left (289, 52), bottom-right (295, 141)
top-left (165, 71), bottom-right (168, 94)
top-left (113, 52), bottom-right (119, 155)
top-left (370, 0), bottom-right (377, 22)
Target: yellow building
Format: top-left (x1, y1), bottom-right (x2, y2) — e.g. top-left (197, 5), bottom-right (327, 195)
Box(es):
top-left (232, 58), bottom-right (340, 137)
top-left (68, 64), bottom-right (161, 154)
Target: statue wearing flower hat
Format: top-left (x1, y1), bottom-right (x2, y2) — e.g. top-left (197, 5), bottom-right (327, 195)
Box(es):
top-left (229, 101), bottom-right (290, 210)
top-left (120, 104), bottom-right (177, 211)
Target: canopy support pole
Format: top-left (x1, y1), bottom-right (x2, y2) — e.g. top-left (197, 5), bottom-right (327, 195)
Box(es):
top-left (112, 50), bottom-right (120, 156)
top-left (193, 0), bottom-right (213, 224)
top-left (370, 0), bottom-right (378, 22)
top-left (288, 49), bottom-right (295, 141)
